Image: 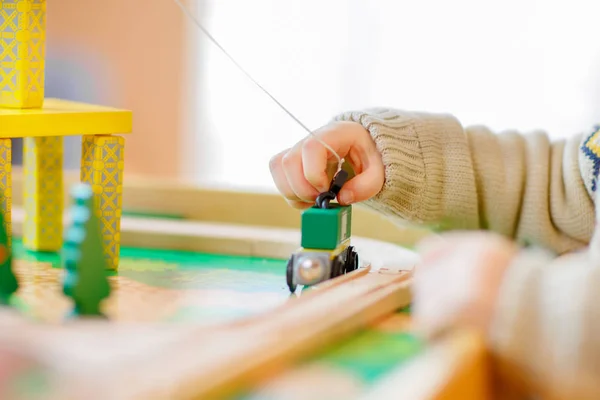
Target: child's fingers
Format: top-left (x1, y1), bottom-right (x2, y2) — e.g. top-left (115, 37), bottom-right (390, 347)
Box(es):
top-left (286, 199), bottom-right (314, 209)
top-left (338, 169), bottom-right (383, 204)
top-left (413, 268), bottom-right (459, 337)
top-left (337, 154), bottom-right (384, 204)
top-left (271, 120), bottom-right (382, 207)
top-left (286, 123), bottom-right (356, 201)
top-left (270, 149), bottom-right (313, 208)
top-left (301, 124), bottom-right (358, 193)
top-left (412, 241), bottom-right (480, 337)
top-left (413, 234), bottom-right (450, 265)
top-left (301, 136), bottom-right (333, 193)
top-left (417, 232), bottom-right (510, 264)
top-left (269, 149), bottom-right (300, 200)
top-left (412, 233), bottom-right (518, 337)
top-left (282, 146), bottom-right (321, 202)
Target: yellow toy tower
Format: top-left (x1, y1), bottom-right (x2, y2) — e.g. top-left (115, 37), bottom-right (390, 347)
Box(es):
top-left (0, 0), bottom-right (132, 270)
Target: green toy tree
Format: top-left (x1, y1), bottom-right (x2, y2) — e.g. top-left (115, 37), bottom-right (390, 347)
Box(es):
top-left (0, 210), bottom-right (18, 305)
top-left (62, 184), bottom-right (111, 317)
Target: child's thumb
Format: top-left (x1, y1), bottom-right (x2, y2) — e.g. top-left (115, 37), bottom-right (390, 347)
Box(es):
top-left (338, 166), bottom-right (384, 204)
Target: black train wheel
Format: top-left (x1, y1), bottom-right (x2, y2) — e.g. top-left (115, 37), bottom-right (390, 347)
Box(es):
top-left (286, 257), bottom-right (297, 293)
top-left (345, 246), bottom-right (359, 273)
top-left (330, 256), bottom-right (344, 279)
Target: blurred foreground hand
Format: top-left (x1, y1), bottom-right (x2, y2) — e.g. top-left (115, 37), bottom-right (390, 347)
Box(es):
top-left (412, 232), bottom-right (519, 337)
top-left (412, 231), bottom-right (600, 399)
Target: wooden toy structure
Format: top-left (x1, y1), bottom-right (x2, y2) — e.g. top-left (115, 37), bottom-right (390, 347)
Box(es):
top-left (0, 0), bottom-right (130, 269)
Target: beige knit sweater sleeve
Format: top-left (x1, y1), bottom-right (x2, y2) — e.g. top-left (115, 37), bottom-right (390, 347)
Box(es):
top-left (336, 107), bottom-right (600, 397)
top-left (334, 108), bottom-right (596, 254)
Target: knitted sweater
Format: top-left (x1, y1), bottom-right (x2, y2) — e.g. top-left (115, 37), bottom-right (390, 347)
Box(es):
top-left (334, 108), bottom-right (600, 398)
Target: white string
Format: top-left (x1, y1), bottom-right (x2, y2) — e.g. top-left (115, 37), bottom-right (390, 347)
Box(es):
top-left (172, 0), bottom-right (344, 173)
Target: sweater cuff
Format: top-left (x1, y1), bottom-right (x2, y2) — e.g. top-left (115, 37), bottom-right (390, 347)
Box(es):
top-left (334, 108), bottom-right (479, 230)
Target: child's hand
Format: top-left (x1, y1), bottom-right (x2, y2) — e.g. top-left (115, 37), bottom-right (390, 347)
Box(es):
top-left (412, 232), bottom-right (518, 337)
top-left (269, 121), bottom-right (385, 209)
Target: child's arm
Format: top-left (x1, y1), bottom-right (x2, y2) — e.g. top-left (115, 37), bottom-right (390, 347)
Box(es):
top-left (334, 108), bottom-right (596, 254)
top-left (490, 248), bottom-right (600, 399)
top-left (413, 232), bottom-right (600, 399)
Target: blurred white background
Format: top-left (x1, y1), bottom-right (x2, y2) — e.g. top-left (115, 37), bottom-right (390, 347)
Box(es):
top-left (182, 0), bottom-right (600, 191)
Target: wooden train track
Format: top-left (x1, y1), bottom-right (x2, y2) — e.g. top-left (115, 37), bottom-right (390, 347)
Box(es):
top-left (0, 266), bottom-right (412, 399)
top-left (2, 176), bottom-right (490, 399)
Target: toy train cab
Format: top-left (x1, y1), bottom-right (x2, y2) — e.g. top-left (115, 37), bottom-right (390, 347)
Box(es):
top-left (286, 202), bottom-right (359, 293)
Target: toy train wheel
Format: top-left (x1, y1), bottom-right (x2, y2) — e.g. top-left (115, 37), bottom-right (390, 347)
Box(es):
top-left (331, 256), bottom-right (344, 279)
top-left (286, 257), bottom-right (297, 293)
top-left (345, 246), bottom-right (359, 273)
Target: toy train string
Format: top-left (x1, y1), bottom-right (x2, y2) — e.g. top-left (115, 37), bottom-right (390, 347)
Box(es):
top-left (170, 0), bottom-right (358, 294)
top-left (286, 170), bottom-right (359, 293)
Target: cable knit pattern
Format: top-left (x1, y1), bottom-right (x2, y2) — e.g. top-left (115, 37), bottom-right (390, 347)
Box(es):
top-left (334, 108), bottom-right (479, 231)
top-left (335, 108), bottom-right (596, 254)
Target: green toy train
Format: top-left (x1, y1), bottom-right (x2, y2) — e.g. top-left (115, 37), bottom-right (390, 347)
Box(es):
top-left (286, 170), bottom-right (359, 293)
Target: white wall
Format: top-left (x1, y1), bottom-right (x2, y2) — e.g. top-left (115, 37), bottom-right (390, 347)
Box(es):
top-left (184, 0), bottom-right (600, 190)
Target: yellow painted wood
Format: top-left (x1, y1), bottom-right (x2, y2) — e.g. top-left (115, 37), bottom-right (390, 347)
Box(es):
top-left (23, 136), bottom-right (63, 251)
top-left (433, 332), bottom-right (491, 400)
top-left (0, 98), bottom-right (133, 137)
top-left (81, 135), bottom-right (125, 270)
top-left (0, 0), bottom-right (46, 109)
top-left (0, 139), bottom-right (11, 244)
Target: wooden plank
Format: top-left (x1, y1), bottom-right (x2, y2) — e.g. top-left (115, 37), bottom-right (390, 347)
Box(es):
top-left (0, 99), bottom-right (132, 138)
top-left (11, 207), bottom-right (420, 269)
top-left (107, 271), bottom-right (414, 399)
top-left (0, 269), bottom-right (413, 399)
top-left (4, 174), bottom-right (493, 398)
top-left (9, 168), bottom-right (431, 248)
top-left (362, 329), bottom-right (491, 400)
